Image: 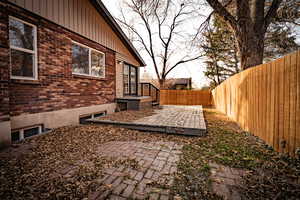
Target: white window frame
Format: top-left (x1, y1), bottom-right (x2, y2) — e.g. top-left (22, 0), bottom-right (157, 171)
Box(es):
top-left (9, 16), bottom-right (38, 80)
top-left (12, 125), bottom-right (43, 142)
top-left (72, 41), bottom-right (106, 78)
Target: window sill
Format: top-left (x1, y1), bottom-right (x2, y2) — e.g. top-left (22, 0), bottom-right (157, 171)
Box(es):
top-left (11, 79), bottom-right (41, 85)
top-left (72, 74), bottom-right (107, 81)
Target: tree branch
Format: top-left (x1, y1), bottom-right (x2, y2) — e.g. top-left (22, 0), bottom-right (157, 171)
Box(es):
top-left (264, 0), bottom-right (283, 31)
top-left (116, 18), bottom-right (152, 58)
top-left (165, 55), bottom-right (203, 77)
top-left (206, 0), bottom-right (237, 30)
top-left (129, 0), bottom-right (161, 79)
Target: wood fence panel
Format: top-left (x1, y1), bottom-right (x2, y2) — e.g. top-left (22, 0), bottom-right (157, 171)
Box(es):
top-left (296, 51), bottom-right (300, 156)
top-left (278, 58), bottom-right (285, 153)
top-left (212, 51), bottom-right (300, 157)
top-left (284, 55), bottom-right (291, 154)
top-left (289, 53), bottom-right (297, 157)
top-left (266, 63), bottom-right (273, 147)
top-left (254, 67), bottom-right (258, 136)
top-left (254, 68), bottom-right (259, 138)
top-left (269, 62), bottom-right (275, 148)
top-left (160, 90), bottom-right (212, 106)
top-left (260, 65), bottom-right (265, 142)
top-left (274, 58), bottom-right (280, 152)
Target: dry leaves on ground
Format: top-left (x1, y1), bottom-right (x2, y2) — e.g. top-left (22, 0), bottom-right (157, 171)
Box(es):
top-left (98, 108), bottom-right (157, 122)
top-left (0, 125), bottom-right (191, 199)
top-left (0, 107), bottom-right (299, 200)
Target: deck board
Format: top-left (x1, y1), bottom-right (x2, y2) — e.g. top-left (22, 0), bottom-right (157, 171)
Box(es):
top-left (87, 105), bottom-right (207, 136)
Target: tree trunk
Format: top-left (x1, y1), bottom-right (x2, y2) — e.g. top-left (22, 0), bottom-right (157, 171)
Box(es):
top-left (235, 31), bottom-right (265, 70)
top-left (159, 78), bottom-right (166, 89)
top-left (215, 63), bottom-right (221, 84)
top-left (206, 0), bottom-right (282, 70)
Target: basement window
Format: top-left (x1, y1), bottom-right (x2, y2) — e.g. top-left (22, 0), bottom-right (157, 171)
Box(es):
top-left (79, 111), bottom-right (107, 123)
top-left (93, 111), bottom-right (107, 118)
top-left (11, 131), bottom-right (20, 142)
top-left (24, 127), bottom-right (40, 138)
top-left (11, 125), bottom-right (43, 142)
top-left (79, 115), bottom-right (93, 124)
top-left (72, 41), bottom-right (105, 78)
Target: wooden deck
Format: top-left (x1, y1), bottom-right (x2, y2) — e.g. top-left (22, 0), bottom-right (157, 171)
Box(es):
top-left (87, 105), bottom-right (207, 136)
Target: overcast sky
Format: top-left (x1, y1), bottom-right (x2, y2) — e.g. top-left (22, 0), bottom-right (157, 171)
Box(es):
top-left (102, 0), bottom-right (210, 88)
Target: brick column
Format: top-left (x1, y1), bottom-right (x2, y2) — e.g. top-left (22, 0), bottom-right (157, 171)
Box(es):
top-left (0, 3), bottom-right (11, 147)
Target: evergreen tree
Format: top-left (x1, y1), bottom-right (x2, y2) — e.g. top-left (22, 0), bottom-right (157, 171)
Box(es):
top-left (201, 15), bottom-right (240, 87)
top-left (202, 0), bottom-right (299, 88)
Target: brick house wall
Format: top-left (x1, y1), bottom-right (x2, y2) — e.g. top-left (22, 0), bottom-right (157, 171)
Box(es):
top-left (6, 5), bottom-right (116, 117)
top-left (0, 3), bottom-right (9, 122)
top-left (0, 3), bottom-right (11, 146)
top-left (0, 2), bottom-right (119, 145)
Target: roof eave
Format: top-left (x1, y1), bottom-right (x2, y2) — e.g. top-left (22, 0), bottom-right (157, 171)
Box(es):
top-left (90, 0), bottom-right (146, 66)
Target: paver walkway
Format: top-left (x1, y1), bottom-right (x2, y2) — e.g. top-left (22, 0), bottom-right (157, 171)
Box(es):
top-left (210, 163), bottom-right (245, 200)
top-left (88, 141), bottom-right (183, 199)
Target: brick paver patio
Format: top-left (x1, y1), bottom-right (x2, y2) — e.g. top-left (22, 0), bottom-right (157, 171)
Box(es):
top-left (210, 163), bottom-right (245, 200)
top-left (85, 141), bottom-right (182, 199)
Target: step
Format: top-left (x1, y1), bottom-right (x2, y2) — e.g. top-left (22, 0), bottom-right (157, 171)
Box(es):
top-left (152, 102), bottom-right (159, 106)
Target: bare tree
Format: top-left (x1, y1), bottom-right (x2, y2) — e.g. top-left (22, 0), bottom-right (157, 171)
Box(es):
top-left (117, 0), bottom-right (202, 88)
top-left (202, 0), bottom-right (284, 70)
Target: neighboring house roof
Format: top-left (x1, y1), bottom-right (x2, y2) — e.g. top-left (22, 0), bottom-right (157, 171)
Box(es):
top-left (170, 78), bottom-right (192, 85)
top-left (141, 78), bottom-right (192, 89)
top-left (91, 0), bottom-right (146, 66)
top-left (140, 79), bottom-right (160, 88)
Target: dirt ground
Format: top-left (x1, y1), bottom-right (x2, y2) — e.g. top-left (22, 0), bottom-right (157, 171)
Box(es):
top-left (0, 107), bottom-right (299, 199)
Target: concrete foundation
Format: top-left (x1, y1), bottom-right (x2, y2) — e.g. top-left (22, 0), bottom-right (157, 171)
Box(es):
top-left (0, 121), bottom-right (11, 148)
top-left (10, 103), bottom-right (116, 130)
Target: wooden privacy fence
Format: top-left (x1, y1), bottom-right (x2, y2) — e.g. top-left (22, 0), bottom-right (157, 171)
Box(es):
top-left (212, 51), bottom-right (300, 157)
top-left (160, 90), bottom-right (212, 106)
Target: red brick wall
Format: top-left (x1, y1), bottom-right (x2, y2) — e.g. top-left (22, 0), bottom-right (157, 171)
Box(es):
top-left (1, 4), bottom-right (116, 117)
top-left (0, 3), bottom-right (10, 122)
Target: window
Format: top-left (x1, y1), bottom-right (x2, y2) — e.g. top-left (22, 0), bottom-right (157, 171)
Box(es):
top-left (124, 64), bottom-right (138, 95)
top-left (11, 125), bottom-right (43, 142)
top-left (72, 42), bottom-right (105, 78)
top-left (79, 111), bottom-right (107, 123)
top-left (93, 111), bottom-right (107, 118)
top-left (9, 17), bottom-right (37, 80)
top-left (11, 131), bottom-right (20, 142)
top-left (124, 65), bottom-right (129, 94)
top-left (23, 127), bottom-right (40, 138)
top-left (91, 50), bottom-right (105, 77)
top-left (130, 67), bottom-right (137, 94)
top-left (72, 43), bottom-right (89, 74)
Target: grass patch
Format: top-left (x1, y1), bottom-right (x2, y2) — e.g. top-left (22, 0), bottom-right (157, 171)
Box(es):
top-left (172, 107), bottom-right (300, 199)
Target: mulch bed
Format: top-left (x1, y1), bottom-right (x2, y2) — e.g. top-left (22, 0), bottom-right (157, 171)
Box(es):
top-left (0, 107), bottom-right (299, 199)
